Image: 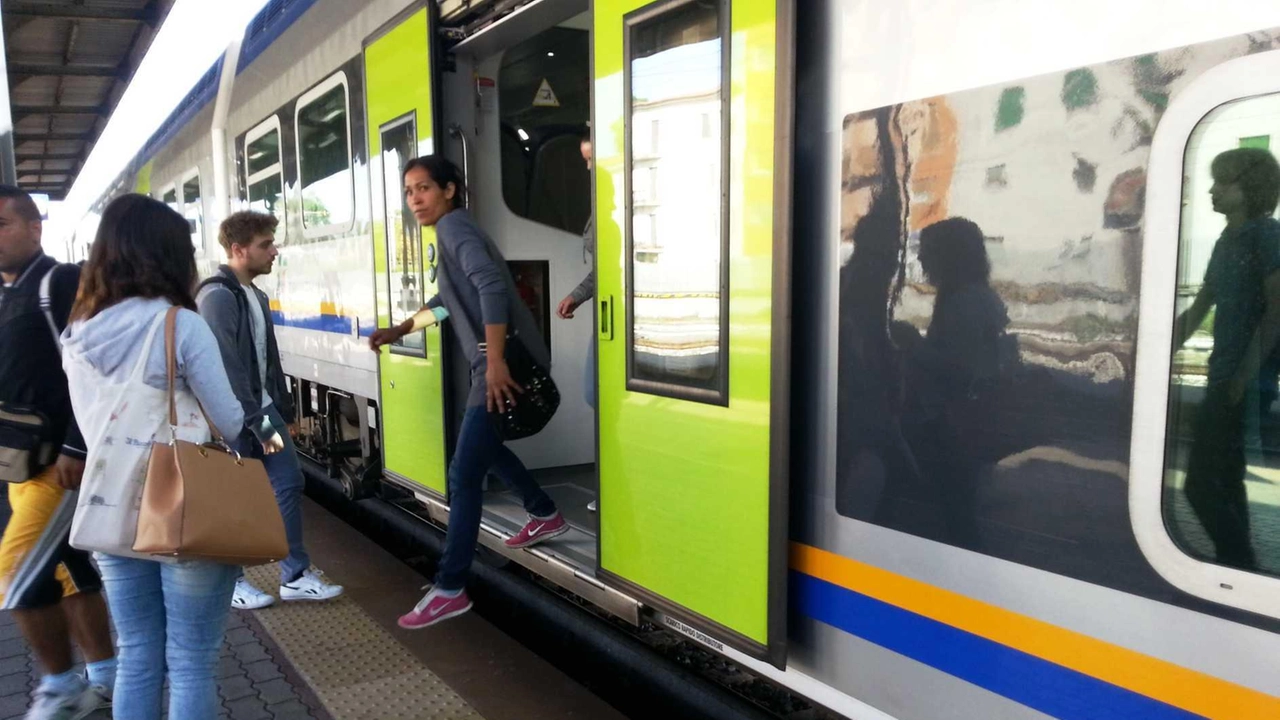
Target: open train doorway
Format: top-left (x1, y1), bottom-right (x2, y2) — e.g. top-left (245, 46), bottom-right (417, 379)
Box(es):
top-left (439, 1), bottom-right (600, 576)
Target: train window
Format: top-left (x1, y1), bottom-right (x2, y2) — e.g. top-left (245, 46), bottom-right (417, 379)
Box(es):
top-left (1162, 93), bottom-right (1280, 579)
top-left (296, 73), bottom-right (354, 235)
top-left (623, 0), bottom-right (728, 404)
top-left (245, 117), bottom-right (286, 228)
top-left (380, 116), bottom-right (425, 355)
top-left (161, 185), bottom-right (177, 211)
top-left (1131, 48), bottom-right (1280, 620)
top-left (182, 171), bottom-right (203, 250)
top-left (497, 24), bottom-right (590, 234)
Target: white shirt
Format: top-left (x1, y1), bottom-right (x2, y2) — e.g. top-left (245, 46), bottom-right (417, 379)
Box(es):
top-left (242, 283), bottom-right (273, 409)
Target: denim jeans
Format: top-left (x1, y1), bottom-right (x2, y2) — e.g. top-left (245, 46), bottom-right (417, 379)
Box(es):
top-left (435, 406), bottom-right (557, 590)
top-left (95, 554), bottom-right (237, 720)
top-left (231, 405), bottom-right (310, 584)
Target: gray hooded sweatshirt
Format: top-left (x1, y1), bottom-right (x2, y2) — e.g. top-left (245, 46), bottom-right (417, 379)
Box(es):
top-left (61, 297), bottom-right (245, 442)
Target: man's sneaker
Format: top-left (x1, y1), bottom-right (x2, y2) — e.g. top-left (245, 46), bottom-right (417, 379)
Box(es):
top-left (24, 685), bottom-right (98, 720)
top-left (280, 569), bottom-right (344, 602)
top-left (232, 578), bottom-right (275, 610)
top-left (398, 587), bottom-right (472, 630)
top-left (88, 684), bottom-right (111, 711)
top-left (504, 512), bottom-right (569, 549)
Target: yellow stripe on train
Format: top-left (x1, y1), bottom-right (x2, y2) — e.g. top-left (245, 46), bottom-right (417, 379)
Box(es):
top-left (791, 543), bottom-right (1280, 719)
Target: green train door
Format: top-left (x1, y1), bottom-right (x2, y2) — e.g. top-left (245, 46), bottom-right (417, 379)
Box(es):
top-left (365, 5), bottom-right (448, 496)
top-left (593, 0), bottom-right (794, 666)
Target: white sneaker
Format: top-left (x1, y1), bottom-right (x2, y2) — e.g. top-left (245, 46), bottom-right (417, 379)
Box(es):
top-left (232, 578), bottom-right (276, 610)
top-left (280, 569), bottom-right (343, 602)
top-left (24, 684), bottom-right (98, 720)
top-left (88, 683), bottom-right (111, 710)
top-left (588, 500), bottom-right (598, 512)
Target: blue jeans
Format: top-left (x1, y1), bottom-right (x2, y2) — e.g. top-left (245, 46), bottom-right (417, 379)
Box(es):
top-left (232, 405), bottom-right (310, 584)
top-left (95, 554), bottom-right (237, 720)
top-left (435, 406), bottom-right (557, 590)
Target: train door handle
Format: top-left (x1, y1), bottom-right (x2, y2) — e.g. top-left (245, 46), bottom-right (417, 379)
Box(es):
top-left (600, 295), bottom-right (614, 341)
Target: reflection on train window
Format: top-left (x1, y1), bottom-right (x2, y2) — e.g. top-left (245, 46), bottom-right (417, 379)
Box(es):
top-left (624, 0), bottom-right (727, 403)
top-left (497, 23), bottom-right (590, 234)
top-left (380, 118), bottom-right (424, 354)
top-left (297, 76), bottom-right (353, 233)
top-left (183, 173), bottom-right (203, 249)
top-left (247, 125), bottom-right (286, 227)
top-left (1164, 92), bottom-right (1280, 578)
top-left (161, 186), bottom-right (177, 211)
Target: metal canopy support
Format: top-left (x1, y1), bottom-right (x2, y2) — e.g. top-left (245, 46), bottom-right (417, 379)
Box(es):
top-left (16, 152), bottom-right (81, 161)
top-left (14, 131), bottom-right (92, 142)
top-left (4, 2), bottom-right (156, 24)
top-left (0, 12), bottom-right (15, 185)
top-left (12, 105), bottom-right (107, 116)
top-left (9, 62), bottom-right (122, 78)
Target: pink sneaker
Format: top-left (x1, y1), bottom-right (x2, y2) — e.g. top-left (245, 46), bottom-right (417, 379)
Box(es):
top-left (398, 587), bottom-right (472, 630)
top-left (504, 513), bottom-right (569, 549)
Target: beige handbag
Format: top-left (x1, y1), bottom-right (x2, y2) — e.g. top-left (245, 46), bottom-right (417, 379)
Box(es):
top-left (132, 308), bottom-right (288, 566)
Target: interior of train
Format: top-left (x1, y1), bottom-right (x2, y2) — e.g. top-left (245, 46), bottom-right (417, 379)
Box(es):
top-left (439, 9), bottom-right (599, 573)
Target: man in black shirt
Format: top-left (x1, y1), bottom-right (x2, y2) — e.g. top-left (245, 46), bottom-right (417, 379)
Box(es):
top-left (0, 186), bottom-right (115, 717)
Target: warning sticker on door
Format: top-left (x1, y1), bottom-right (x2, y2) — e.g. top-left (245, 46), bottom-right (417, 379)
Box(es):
top-left (532, 78), bottom-right (560, 108)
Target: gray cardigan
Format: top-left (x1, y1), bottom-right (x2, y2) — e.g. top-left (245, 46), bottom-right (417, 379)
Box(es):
top-left (428, 208), bottom-right (551, 407)
top-left (196, 266), bottom-right (296, 442)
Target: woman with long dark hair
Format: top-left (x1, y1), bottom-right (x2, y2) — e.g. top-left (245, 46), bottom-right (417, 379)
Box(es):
top-left (893, 217), bottom-right (1010, 546)
top-left (370, 155), bottom-right (565, 629)
top-left (62, 194), bottom-right (245, 719)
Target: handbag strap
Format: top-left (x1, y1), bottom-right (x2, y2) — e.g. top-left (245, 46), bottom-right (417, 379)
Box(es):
top-left (163, 307), bottom-right (225, 444)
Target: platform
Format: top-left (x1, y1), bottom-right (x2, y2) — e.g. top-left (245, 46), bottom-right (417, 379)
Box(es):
top-left (0, 498), bottom-right (626, 720)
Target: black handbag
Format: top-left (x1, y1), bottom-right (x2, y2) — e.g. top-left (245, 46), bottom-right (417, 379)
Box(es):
top-left (486, 330), bottom-right (560, 441)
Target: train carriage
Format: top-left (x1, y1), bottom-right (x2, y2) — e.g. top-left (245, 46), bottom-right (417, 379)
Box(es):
top-left (67, 1), bottom-right (1280, 717)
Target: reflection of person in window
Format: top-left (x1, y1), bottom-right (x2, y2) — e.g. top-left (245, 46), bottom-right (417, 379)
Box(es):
top-left (891, 218), bottom-right (1009, 547)
top-left (1173, 147), bottom-right (1280, 571)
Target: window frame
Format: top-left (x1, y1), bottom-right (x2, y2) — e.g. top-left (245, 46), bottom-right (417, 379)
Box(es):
top-left (181, 167), bottom-right (203, 250)
top-left (1132, 49), bottom-right (1280, 620)
top-left (379, 113), bottom-right (427, 359)
top-left (244, 114), bottom-right (287, 228)
top-left (293, 71), bottom-right (355, 239)
top-left (621, 0), bottom-right (732, 407)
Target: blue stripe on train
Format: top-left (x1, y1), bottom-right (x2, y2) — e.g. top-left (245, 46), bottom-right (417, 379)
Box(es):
top-left (271, 311), bottom-right (374, 337)
top-left (791, 572), bottom-right (1204, 720)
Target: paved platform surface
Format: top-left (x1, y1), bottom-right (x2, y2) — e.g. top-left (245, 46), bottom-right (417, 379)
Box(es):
top-left (0, 498), bottom-right (623, 720)
top-left (0, 600), bottom-right (327, 720)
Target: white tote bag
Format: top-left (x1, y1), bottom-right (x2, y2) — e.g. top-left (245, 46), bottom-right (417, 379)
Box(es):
top-left (63, 309), bottom-right (211, 559)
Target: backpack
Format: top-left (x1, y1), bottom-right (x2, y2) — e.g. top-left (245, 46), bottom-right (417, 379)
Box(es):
top-left (197, 275), bottom-right (249, 340)
top-left (37, 263), bottom-right (70, 352)
top-left (0, 265), bottom-right (74, 482)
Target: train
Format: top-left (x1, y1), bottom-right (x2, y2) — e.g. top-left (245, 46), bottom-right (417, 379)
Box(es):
top-left (59, 0), bottom-right (1280, 717)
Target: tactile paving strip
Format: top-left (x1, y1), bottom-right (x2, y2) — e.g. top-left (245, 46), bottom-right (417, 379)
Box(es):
top-left (243, 564), bottom-right (484, 720)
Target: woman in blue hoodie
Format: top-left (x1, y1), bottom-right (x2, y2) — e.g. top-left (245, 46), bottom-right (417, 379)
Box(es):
top-left (62, 195), bottom-right (245, 720)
